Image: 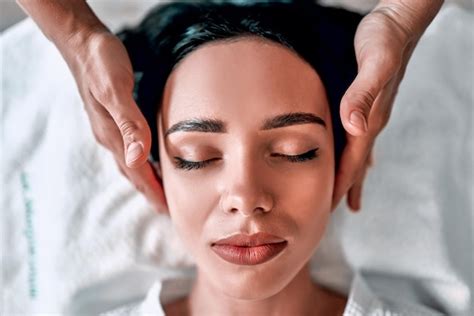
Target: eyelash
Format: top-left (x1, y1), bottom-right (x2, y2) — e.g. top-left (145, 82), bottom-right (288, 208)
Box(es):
top-left (174, 157), bottom-right (217, 171)
top-left (271, 148), bottom-right (319, 162)
top-left (173, 148), bottom-right (319, 171)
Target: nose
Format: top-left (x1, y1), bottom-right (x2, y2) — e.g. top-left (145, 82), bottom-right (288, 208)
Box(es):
top-left (219, 160), bottom-right (274, 217)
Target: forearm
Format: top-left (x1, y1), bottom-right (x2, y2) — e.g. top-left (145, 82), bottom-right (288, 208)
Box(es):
top-left (16, 0), bottom-right (108, 50)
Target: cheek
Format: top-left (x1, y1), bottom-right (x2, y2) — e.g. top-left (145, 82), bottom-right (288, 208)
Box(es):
top-left (159, 156), bottom-right (217, 251)
top-left (278, 146), bottom-right (334, 203)
top-left (276, 154), bottom-right (334, 244)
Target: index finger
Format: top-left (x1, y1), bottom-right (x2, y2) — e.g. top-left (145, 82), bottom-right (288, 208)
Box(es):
top-left (332, 133), bottom-right (374, 210)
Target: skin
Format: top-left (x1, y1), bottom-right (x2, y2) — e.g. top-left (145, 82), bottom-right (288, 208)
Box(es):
top-left (156, 37), bottom-right (346, 315)
top-left (17, 0), bottom-right (444, 214)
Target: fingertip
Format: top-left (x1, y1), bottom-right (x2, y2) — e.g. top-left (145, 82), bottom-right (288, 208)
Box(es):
top-left (347, 195), bottom-right (361, 212)
top-left (349, 201), bottom-right (361, 212)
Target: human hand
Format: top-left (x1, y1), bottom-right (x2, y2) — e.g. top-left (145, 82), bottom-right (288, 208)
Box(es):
top-left (63, 29), bottom-right (167, 212)
top-left (332, 0), bottom-right (444, 211)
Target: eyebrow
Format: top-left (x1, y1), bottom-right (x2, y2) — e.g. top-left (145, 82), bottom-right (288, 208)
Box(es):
top-left (165, 118), bottom-right (226, 137)
top-left (165, 112), bottom-right (326, 137)
top-left (262, 112), bottom-right (326, 130)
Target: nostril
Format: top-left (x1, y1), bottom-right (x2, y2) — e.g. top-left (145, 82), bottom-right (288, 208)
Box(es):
top-left (219, 189), bottom-right (274, 215)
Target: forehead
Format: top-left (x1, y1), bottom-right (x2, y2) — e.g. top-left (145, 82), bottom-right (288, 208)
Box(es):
top-left (160, 37), bottom-right (329, 128)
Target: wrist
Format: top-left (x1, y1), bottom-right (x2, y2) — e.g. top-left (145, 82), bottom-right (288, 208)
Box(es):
top-left (17, 0), bottom-right (109, 49)
top-left (374, 0), bottom-right (444, 40)
top-left (56, 23), bottom-right (110, 72)
top-left (55, 19), bottom-right (108, 52)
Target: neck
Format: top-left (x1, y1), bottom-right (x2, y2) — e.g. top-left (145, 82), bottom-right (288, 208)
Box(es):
top-left (188, 263), bottom-right (322, 316)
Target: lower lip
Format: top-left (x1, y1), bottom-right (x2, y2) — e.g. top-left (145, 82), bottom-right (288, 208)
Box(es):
top-left (211, 241), bottom-right (288, 265)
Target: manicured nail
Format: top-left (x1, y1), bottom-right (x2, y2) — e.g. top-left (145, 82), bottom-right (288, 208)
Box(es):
top-left (349, 111), bottom-right (368, 133)
top-left (126, 141), bottom-right (144, 165)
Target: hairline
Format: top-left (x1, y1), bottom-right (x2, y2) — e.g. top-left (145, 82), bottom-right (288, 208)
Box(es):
top-left (169, 34), bottom-right (308, 74)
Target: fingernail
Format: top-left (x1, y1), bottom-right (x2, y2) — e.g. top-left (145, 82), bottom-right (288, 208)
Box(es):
top-left (349, 111), bottom-right (368, 133)
top-left (126, 142), bottom-right (144, 165)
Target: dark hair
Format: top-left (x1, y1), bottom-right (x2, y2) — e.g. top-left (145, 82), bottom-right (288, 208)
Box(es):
top-left (117, 1), bottom-right (362, 168)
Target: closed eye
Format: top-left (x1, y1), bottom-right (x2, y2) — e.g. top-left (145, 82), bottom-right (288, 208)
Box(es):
top-left (173, 148), bottom-right (319, 171)
top-left (271, 148), bottom-right (319, 162)
top-left (173, 157), bottom-right (220, 171)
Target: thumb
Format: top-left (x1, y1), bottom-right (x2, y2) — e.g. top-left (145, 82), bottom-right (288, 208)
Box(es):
top-left (108, 97), bottom-right (152, 168)
top-left (340, 51), bottom-right (401, 136)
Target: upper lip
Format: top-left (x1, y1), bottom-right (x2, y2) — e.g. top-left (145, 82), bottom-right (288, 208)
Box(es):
top-left (212, 232), bottom-right (287, 247)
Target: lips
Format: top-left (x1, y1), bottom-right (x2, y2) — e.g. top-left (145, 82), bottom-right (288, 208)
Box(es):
top-left (211, 232), bottom-right (288, 265)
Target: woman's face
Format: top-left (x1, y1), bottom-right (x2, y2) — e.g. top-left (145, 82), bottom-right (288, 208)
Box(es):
top-left (157, 37), bottom-right (335, 299)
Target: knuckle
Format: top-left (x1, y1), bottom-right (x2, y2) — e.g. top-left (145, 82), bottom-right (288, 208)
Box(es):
top-left (347, 90), bottom-right (375, 114)
top-left (118, 120), bottom-right (140, 140)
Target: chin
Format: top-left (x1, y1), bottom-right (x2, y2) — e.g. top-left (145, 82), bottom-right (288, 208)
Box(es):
top-left (214, 262), bottom-right (299, 301)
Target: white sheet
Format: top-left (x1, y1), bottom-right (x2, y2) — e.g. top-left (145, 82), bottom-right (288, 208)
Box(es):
top-left (1, 2), bottom-right (472, 315)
